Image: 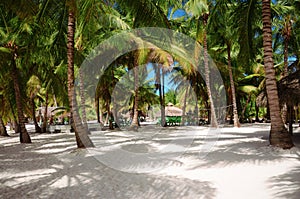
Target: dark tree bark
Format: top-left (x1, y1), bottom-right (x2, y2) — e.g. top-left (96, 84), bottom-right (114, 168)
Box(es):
top-left (288, 105), bottom-right (293, 135)
top-left (11, 55), bottom-right (31, 143)
top-left (0, 116), bottom-right (9, 136)
top-left (79, 69), bottom-right (88, 131)
top-left (203, 15), bottom-right (218, 128)
top-left (156, 64), bottom-right (166, 127)
top-left (181, 85), bottom-right (189, 126)
top-left (95, 96), bottom-right (100, 123)
top-left (67, 10), bottom-right (94, 148)
top-left (41, 91), bottom-right (48, 133)
top-left (227, 43), bottom-right (240, 127)
top-left (130, 53), bottom-right (140, 129)
top-left (31, 99), bottom-right (41, 133)
top-left (262, 0), bottom-right (293, 149)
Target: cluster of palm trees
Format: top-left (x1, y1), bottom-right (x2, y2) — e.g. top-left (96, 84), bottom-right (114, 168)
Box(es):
top-left (0, 0), bottom-right (299, 149)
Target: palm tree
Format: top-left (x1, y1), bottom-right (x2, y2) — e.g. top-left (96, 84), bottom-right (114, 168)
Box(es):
top-left (114, 0), bottom-right (175, 129)
top-left (262, 0), bottom-right (293, 148)
top-left (10, 47), bottom-right (32, 143)
top-left (128, 53), bottom-right (140, 129)
top-left (0, 2), bottom-right (34, 143)
top-left (185, 0), bottom-right (218, 127)
top-left (65, 0), bottom-right (127, 145)
top-left (209, 2), bottom-right (240, 127)
top-left (67, 1), bottom-right (94, 148)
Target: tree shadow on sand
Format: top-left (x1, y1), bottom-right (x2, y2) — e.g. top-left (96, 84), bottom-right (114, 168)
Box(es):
top-left (267, 165), bottom-right (300, 199)
top-left (183, 127), bottom-right (300, 168)
top-left (266, 130), bottom-right (300, 199)
top-left (0, 133), bottom-right (216, 199)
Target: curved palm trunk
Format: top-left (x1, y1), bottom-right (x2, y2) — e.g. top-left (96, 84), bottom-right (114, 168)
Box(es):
top-left (67, 10), bottom-right (94, 148)
top-left (8, 99), bottom-right (19, 133)
top-left (31, 99), bottom-right (41, 133)
top-left (227, 44), bottom-right (240, 127)
top-left (262, 0), bottom-right (293, 149)
top-left (203, 16), bottom-right (218, 128)
top-left (11, 57), bottom-right (31, 143)
top-left (0, 116), bottom-right (9, 136)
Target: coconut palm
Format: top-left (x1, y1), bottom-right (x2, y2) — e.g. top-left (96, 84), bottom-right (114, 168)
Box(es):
top-left (66, 0), bottom-right (95, 147)
top-left (270, 1), bottom-right (296, 126)
top-left (0, 6), bottom-right (33, 143)
top-left (262, 0), bottom-right (293, 148)
top-left (112, 0), bottom-right (175, 128)
top-left (209, 2), bottom-right (241, 127)
top-left (184, 0), bottom-right (218, 127)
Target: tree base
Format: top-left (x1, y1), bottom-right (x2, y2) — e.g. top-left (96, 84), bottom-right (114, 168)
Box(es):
top-left (20, 132), bottom-right (32, 143)
top-left (128, 125), bottom-right (139, 132)
top-left (269, 128), bottom-right (294, 149)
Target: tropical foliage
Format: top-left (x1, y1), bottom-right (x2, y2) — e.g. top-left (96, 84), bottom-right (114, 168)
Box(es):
top-left (0, 0), bottom-right (299, 149)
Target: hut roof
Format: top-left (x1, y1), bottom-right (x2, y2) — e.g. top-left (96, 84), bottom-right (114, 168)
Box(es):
top-left (278, 70), bottom-right (300, 105)
top-left (165, 104), bottom-right (183, 116)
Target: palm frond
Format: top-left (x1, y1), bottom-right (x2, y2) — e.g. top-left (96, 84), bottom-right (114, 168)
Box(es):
top-left (116, 0), bottom-right (170, 28)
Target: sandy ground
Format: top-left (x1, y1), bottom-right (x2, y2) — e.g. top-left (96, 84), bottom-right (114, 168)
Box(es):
top-left (0, 123), bottom-right (300, 199)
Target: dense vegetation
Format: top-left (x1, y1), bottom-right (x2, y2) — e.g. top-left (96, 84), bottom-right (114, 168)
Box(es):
top-left (0, 0), bottom-right (299, 149)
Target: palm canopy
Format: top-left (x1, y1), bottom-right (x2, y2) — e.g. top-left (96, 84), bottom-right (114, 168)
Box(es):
top-left (0, 0), bottom-right (299, 149)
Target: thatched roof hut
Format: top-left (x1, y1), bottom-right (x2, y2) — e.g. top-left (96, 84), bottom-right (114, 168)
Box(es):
top-left (278, 70), bottom-right (300, 106)
top-left (165, 103), bottom-right (183, 117)
top-left (256, 70), bottom-right (300, 107)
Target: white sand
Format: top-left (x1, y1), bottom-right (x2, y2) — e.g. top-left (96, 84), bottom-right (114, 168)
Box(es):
top-left (0, 123), bottom-right (299, 199)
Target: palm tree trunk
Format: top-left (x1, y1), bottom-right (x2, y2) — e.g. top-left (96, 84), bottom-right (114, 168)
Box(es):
top-left (155, 64), bottom-right (166, 127)
top-left (99, 109), bottom-right (103, 124)
top-left (255, 102), bottom-right (259, 122)
top-left (203, 15), bottom-right (218, 128)
top-left (11, 57), bottom-right (31, 143)
top-left (67, 10), bottom-right (94, 148)
top-left (95, 97), bottom-right (100, 123)
top-left (281, 22), bottom-right (290, 125)
top-left (8, 99), bottom-right (19, 133)
top-left (288, 105), bottom-right (293, 135)
top-left (240, 94), bottom-right (251, 122)
top-left (31, 98), bottom-right (41, 133)
top-left (112, 98), bottom-right (120, 129)
top-left (130, 58), bottom-right (140, 129)
top-left (79, 69), bottom-right (88, 130)
top-left (106, 100), bottom-right (113, 130)
top-left (262, 0), bottom-right (293, 149)
top-left (162, 68), bottom-right (166, 124)
top-left (181, 85), bottom-right (189, 125)
top-left (41, 91), bottom-right (48, 133)
top-left (227, 44), bottom-right (240, 127)
top-left (194, 98), bottom-right (199, 125)
top-left (0, 116), bottom-right (9, 136)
